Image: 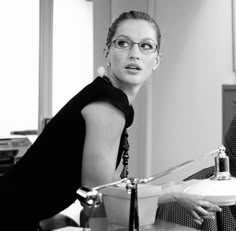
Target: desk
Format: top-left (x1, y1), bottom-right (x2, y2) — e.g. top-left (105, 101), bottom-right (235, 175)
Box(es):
top-left (52, 219), bottom-right (200, 231)
top-left (115, 219), bottom-right (200, 230)
top-left (87, 217), bottom-right (201, 231)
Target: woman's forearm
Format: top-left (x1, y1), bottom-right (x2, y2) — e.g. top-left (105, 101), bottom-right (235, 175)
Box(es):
top-left (157, 183), bottom-right (181, 204)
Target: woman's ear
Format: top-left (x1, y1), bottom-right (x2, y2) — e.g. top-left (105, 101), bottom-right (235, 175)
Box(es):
top-left (104, 47), bottom-right (110, 65)
top-left (153, 53), bottom-right (161, 70)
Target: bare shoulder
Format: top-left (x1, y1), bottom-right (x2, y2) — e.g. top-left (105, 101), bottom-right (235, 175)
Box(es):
top-left (81, 102), bottom-right (126, 135)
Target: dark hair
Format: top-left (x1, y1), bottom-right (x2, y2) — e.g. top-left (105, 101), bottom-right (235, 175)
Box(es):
top-left (106, 10), bottom-right (161, 54)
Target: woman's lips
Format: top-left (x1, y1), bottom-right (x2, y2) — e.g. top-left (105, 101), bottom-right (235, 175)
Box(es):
top-left (125, 63), bottom-right (142, 70)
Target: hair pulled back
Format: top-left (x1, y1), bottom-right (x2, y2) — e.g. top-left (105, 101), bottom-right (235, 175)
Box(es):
top-left (106, 10), bottom-right (161, 54)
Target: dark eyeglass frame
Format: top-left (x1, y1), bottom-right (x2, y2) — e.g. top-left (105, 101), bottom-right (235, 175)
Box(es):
top-left (108, 38), bottom-right (158, 54)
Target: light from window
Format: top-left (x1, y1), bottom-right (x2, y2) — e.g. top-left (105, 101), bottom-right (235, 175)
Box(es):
top-left (52, 0), bottom-right (93, 115)
top-left (0, 1), bottom-right (39, 136)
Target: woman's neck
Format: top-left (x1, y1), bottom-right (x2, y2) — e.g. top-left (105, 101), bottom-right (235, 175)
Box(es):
top-left (105, 72), bottom-right (141, 105)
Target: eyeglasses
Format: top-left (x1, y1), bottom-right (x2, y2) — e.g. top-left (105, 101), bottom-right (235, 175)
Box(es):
top-left (110, 38), bottom-right (158, 54)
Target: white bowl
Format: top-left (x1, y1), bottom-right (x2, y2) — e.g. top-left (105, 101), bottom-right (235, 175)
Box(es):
top-left (102, 183), bottom-right (161, 227)
top-left (184, 177), bottom-right (236, 206)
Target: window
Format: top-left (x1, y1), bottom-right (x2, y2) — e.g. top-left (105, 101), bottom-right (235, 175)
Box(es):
top-left (0, 1), bottom-right (39, 135)
top-left (52, 0), bottom-right (93, 115)
top-left (0, 0), bottom-right (93, 136)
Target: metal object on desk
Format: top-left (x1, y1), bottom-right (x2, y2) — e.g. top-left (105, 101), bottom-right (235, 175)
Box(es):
top-left (76, 178), bottom-right (128, 208)
top-left (211, 145), bottom-right (231, 180)
top-left (184, 145), bottom-right (236, 206)
top-left (0, 135), bottom-right (31, 159)
top-left (76, 159), bottom-right (195, 230)
top-left (0, 135), bottom-right (32, 175)
top-left (75, 149), bottom-right (210, 230)
top-left (76, 178), bottom-right (161, 230)
top-left (76, 186), bottom-right (103, 208)
top-left (126, 178), bottom-right (139, 231)
top-left (102, 181), bottom-right (161, 229)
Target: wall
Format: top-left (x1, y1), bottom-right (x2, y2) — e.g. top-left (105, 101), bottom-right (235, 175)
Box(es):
top-left (151, 0), bottom-right (236, 179)
top-left (94, 0), bottom-right (236, 180)
top-left (94, 0), bottom-right (155, 177)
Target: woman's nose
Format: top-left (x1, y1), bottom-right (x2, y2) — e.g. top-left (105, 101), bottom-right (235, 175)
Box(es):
top-left (128, 44), bottom-right (141, 60)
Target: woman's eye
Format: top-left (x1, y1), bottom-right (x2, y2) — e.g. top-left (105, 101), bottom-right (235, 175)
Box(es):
top-left (140, 42), bottom-right (154, 50)
top-left (117, 40), bottom-right (130, 48)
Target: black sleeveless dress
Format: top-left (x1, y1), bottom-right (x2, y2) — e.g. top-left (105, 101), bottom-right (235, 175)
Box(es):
top-left (0, 76), bottom-right (134, 230)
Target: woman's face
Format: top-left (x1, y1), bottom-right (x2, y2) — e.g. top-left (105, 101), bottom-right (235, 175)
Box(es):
top-left (106, 19), bottom-right (159, 87)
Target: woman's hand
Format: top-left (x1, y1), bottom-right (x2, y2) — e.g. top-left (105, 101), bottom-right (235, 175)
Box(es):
top-left (173, 191), bottom-right (222, 225)
top-left (158, 180), bottom-right (222, 225)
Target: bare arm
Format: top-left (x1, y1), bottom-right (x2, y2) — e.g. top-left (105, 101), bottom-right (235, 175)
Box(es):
top-left (81, 102), bottom-right (125, 188)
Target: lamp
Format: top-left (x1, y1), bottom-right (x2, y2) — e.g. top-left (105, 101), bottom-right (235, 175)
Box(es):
top-left (76, 159), bottom-right (201, 230)
top-left (76, 145), bottom-right (236, 230)
top-left (76, 178), bottom-right (128, 208)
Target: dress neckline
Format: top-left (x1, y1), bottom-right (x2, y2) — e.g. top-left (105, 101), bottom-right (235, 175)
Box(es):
top-left (102, 76), bottom-right (112, 86)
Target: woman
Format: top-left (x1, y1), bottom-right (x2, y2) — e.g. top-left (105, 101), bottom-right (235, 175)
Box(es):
top-left (0, 11), bottom-right (220, 230)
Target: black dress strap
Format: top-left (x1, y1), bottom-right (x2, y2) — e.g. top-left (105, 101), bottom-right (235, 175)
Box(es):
top-left (120, 129), bottom-right (129, 179)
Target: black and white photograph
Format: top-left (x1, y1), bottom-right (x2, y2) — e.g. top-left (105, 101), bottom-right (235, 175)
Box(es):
top-left (0, 1), bottom-right (236, 230)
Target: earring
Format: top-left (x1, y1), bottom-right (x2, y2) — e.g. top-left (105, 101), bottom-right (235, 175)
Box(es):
top-left (97, 66), bottom-right (106, 77)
